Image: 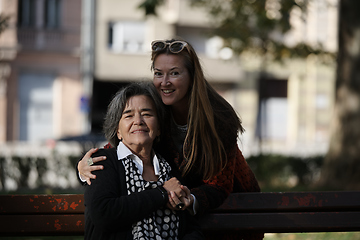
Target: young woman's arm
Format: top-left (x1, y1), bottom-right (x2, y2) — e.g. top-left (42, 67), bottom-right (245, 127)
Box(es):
top-left (191, 146), bottom-right (260, 215)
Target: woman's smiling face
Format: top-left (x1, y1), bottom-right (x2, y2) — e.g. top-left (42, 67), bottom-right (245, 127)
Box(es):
top-left (152, 54), bottom-right (191, 108)
top-left (117, 95), bottom-right (160, 151)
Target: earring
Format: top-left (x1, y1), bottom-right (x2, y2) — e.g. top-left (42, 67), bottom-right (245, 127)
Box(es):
top-left (117, 131), bottom-right (122, 141)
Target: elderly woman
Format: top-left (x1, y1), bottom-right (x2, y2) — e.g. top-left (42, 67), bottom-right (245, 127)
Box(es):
top-left (84, 82), bottom-right (203, 240)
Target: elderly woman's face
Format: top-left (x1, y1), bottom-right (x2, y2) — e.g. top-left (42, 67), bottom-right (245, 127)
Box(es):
top-left (117, 95), bottom-right (160, 150)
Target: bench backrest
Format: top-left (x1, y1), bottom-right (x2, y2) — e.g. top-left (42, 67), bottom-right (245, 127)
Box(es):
top-left (1, 191), bottom-right (360, 236)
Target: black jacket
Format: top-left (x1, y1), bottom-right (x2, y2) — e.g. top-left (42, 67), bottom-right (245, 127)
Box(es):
top-left (84, 148), bottom-right (204, 240)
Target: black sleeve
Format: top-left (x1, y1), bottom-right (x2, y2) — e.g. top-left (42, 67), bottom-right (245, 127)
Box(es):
top-left (191, 183), bottom-right (228, 216)
top-left (75, 157), bottom-right (87, 186)
top-left (84, 149), bottom-right (168, 232)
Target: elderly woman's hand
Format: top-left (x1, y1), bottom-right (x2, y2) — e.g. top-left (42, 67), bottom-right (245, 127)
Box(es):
top-left (162, 177), bottom-right (183, 194)
top-left (78, 148), bottom-right (106, 185)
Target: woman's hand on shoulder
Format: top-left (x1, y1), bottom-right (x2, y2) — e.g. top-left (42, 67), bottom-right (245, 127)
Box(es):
top-left (78, 148), bottom-right (106, 185)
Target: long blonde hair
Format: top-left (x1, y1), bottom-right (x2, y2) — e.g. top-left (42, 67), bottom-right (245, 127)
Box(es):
top-left (151, 39), bottom-right (244, 180)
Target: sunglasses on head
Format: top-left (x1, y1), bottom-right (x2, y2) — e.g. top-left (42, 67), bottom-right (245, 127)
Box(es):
top-left (151, 40), bottom-right (189, 54)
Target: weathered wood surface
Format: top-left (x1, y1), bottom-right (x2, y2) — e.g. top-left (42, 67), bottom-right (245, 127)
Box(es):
top-left (1, 191), bottom-right (359, 236)
top-left (0, 194), bottom-right (84, 236)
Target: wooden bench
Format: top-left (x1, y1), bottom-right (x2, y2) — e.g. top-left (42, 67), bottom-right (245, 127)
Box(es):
top-left (1, 191), bottom-right (360, 237)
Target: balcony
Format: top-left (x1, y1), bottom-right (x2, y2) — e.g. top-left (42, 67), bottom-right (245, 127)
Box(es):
top-left (17, 28), bottom-right (80, 53)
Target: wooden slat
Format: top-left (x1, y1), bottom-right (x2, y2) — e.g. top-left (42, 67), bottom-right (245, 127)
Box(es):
top-left (1, 192), bottom-right (360, 236)
top-left (1, 211), bottom-right (360, 236)
top-left (0, 194), bottom-right (85, 214)
top-left (215, 191), bottom-right (360, 213)
top-left (1, 192), bottom-right (359, 214)
top-left (199, 211), bottom-right (360, 233)
top-left (0, 215), bottom-right (85, 236)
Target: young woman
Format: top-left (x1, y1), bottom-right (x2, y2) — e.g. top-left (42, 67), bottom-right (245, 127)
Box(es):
top-left (84, 82), bottom-right (203, 239)
top-left (150, 38), bottom-right (261, 207)
top-left (79, 39), bottom-right (263, 239)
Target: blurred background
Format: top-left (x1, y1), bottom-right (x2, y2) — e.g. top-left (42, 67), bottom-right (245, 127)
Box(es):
top-left (1, 0), bottom-right (360, 239)
top-left (0, 0), bottom-right (359, 200)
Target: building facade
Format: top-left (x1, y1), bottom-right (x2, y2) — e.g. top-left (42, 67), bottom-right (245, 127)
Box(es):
top-left (0, 0), bottom-right (85, 143)
top-left (90, 0), bottom-right (338, 157)
top-left (0, 0), bottom-right (338, 158)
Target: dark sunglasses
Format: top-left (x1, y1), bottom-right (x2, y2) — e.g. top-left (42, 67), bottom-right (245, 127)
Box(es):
top-left (151, 40), bottom-right (189, 53)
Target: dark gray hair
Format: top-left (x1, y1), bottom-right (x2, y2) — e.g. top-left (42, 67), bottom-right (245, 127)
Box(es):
top-left (103, 82), bottom-right (165, 147)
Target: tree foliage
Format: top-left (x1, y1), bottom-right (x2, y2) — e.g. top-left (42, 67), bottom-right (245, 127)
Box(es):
top-left (138, 0), bottom-right (164, 16)
top-left (138, 0), bottom-right (333, 61)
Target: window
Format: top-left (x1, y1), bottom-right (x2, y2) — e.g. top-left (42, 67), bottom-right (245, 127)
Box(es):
top-left (260, 98), bottom-right (288, 140)
top-left (44, 0), bottom-right (61, 29)
top-left (256, 78), bottom-right (288, 140)
top-left (18, 73), bottom-right (55, 141)
top-left (18, 0), bottom-right (61, 29)
top-left (176, 27), bottom-right (233, 59)
top-left (108, 21), bottom-right (146, 53)
top-left (18, 0), bottom-right (36, 28)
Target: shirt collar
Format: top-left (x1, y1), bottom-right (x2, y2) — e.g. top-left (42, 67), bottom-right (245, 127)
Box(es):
top-left (116, 141), bottom-right (160, 176)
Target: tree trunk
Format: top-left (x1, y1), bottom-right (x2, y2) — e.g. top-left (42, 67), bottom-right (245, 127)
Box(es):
top-left (318, 0), bottom-right (360, 190)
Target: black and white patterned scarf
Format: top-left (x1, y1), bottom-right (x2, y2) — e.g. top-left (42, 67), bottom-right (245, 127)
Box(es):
top-left (122, 154), bottom-right (180, 240)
